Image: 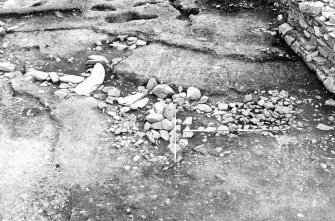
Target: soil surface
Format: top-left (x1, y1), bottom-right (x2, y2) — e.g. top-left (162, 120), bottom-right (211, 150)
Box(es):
top-left (1, 0), bottom-right (335, 221)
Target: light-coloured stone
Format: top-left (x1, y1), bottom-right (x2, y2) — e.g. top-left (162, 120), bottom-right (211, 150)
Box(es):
top-left (54, 89), bottom-right (69, 99)
top-left (27, 70), bottom-right (49, 81)
top-left (179, 139), bottom-right (189, 148)
top-left (73, 63), bottom-right (105, 96)
top-left (279, 23), bottom-right (293, 36)
top-left (107, 87), bottom-right (121, 97)
top-left (111, 42), bottom-right (128, 50)
top-left (48, 72), bottom-right (59, 83)
top-left (161, 119), bottom-right (174, 131)
top-left (130, 97), bottom-right (149, 109)
top-left (0, 62), bottom-right (15, 72)
top-left (316, 123), bottom-right (334, 130)
top-left (146, 78), bottom-right (157, 91)
top-left (160, 130), bottom-right (170, 141)
top-left (146, 113), bottom-right (164, 123)
top-left (218, 103), bottom-right (229, 110)
top-left (299, 1), bottom-right (324, 16)
top-left (163, 103), bottom-right (176, 120)
top-left (217, 125), bottom-right (229, 135)
top-left (183, 126), bottom-right (194, 138)
top-left (59, 75), bottom-right (85, 84)
top-left (151, 121), bottom-right (164, 130)
top-left (151, 84), bottom-right (174, 99)
top-left (186, 87), bottom-right (201, 100)
top-left (323, 76), bottom-right (335, 93)
top-left (182, 117), bottom-right (193, 125)
top-left (87, 55), bottom-right (109, 65)
top-left (153, 102), bottom-right (166, 114)
top-left (325, 99), bottom-right (335, 106)
top-left (198, 104), bottom-right (212, 112)
top-left (122, 93), bottom-right (146, 106)
top-left (136, 39), bottom-right (147, 46)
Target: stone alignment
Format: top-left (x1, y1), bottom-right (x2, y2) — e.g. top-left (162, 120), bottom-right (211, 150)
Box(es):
top-left (280, 0), bottom-right (335, 93)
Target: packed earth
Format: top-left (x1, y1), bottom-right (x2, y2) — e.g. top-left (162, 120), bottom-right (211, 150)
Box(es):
top-left (0, 0), bottom-right (335, 220)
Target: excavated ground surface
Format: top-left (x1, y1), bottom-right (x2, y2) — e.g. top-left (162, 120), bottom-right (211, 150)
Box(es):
top-left (0, 0), bottom-right (335, 220)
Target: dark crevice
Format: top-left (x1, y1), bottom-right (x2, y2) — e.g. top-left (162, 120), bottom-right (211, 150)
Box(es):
top-left (91, 4), bottom-right (116, 12)
top-left (106, 11), bottom-right (158, 23)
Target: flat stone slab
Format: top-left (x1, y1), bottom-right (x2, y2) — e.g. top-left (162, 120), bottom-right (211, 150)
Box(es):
top-left (114, 43), bottom-right (310, 94)
top-left (0, 0), bottom-right (84, 14)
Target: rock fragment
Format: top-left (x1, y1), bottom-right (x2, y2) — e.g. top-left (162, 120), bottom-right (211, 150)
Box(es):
top-left (151, 84), bottom-right (174, 99)
top-left (186, 87), bottom-right (201, 100)
top-left (0, 62), bottom-right (15, 72)
top-left (59, 75), bottom-right (85, 84)
top-left (74, 63), bottom-right (105, 96)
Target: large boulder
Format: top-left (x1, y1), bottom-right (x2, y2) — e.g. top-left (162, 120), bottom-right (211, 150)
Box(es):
top-left (299, 1), bottom-right (324, 16)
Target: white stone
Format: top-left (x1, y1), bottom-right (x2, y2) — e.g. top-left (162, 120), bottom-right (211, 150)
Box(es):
top-left (87, 55), bottom-right (109, 65)
top-left (299, 1), bottom-right (324, 16)
top-left (48, 72), bottom-right (59, 83)
top-left (183, 126), bottom-right (194, 138)
top-left (198, 104), bottom-right (212, 112)
top-left (217, 125), bottom-right (229, 135)
top-left (111, 42), bottom-right (128, 50)
top-left (146, 113), bottom-right (164, 123)
top-left (316, 124), bottom-right (334, 131)
top-left (107, 87), bottom-right (121, 97)
top-left (161, 119), bottom-right (174, 131)
top-left (59, 75), bottom-right (85, 84)
top-left (179, 139), bottom-right (189, 148)
top-left (151, 84), bottom-right (174, 99)
top-left (146, 78), bottom-right (157, 91)
top-left (163, 103), bottom-right (176, 120)
top-left (160, 130), bottom-right (170, 141)
top-left (153, 102), bottom-right (166, 114)
top-left (325, 99), bottom-right (335, 106)
top-left (136, 39), bottom-right (147, 46)
top-left (186, 87), bottom-right (201, 100)
top-left (182, 117), bottom-right (193, 125)
top-left (27, 70), bottom-right (49, 81)
top-left (0, 62), bottom-right (15, 72)
top-left (73, 63), bottom-right (105, 96)
top-left (130, 97), bottom-right (149, 109)
top-left (123, 93), bottom-right (146, 106)
top-left (54, 89), bottom-right (69, 99)
top-left (279, 23), bottom-right (293, 36)
top-left (218, 103), bottom-right (229, 110)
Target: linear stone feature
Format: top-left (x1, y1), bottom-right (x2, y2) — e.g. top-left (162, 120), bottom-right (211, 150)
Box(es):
top-left (280, 0), bottom-right (335, 93)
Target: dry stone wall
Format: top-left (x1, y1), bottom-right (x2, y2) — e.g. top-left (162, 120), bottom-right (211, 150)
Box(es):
top-left (280, 0), bottom-right (335, 94)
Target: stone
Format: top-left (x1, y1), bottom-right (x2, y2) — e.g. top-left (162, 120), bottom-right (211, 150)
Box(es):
top-left (27, 70), bottom-right (49, 81)
top-left (199, 96), bottom-right (208, 103)
top-left (162, 119), bottom-right (174, 131)
top-left (48, 72), bottom-right (59, 83)
top-left (136, 39), bottom-right (147, 46)
top-left (325, 99), bottom-right (335, 106)
top-left (54, 89), bottom-right (69, 99)
top-left (128, 44), bottom-right (137, 51)
top-left (0, 27), bottom-right (6, 37)
top-left (151, 130), bottom-right (161, 139)
top-left (0, 62), bottom-right (15, 72)
top-left (146, 78), bottom-right (157, 91)
top-left (193, 144), bottom-right (206, 155)
top-left (182, 117), bottom-right (193, 125)
top-left (179, 139), bottom-right (189, 148)
top-left (144, 122), bottom-right (151, 130)
top-left (183, 126), bottom-right (194, 138)
top-left (299, 1), bottom-right (324, 16)
top-left (59, 75), bottom-right (85, 84)
top-left (151, 84), bottom-right (174, 99)
top-left (153, 102), bottom-right (166, 114)
top-left (243, 94), bottom-right (253, 103)
top-left (186, 87), bottom-right (201, 100)
top-left (111, 42), bottom-right (128, 50)
top-left (87, 55), bottom-right (109, 65)
top-left (120, 107), bottom-right (131, 113)
top-left (198, 104), bottom-right (212, 112)
top-left (117, 35), bottom-right (128, 41)
top-left (74, 63), bottom-right (105, 96)
top-left (123, 93), bottom-right (146, 106)
top-left (160, 130), bottom-right (170, 141)
top-left (279, 23), bottom-right (293, 36)
top-left (275, 106), bottom-right (291, 114)
top-left (167, 143), bottom-right (181, 154)
top-left (107, 87), bottom-right (121, 97)
top-left (130, 97), bottom-right (149, 109)
top-left (163, 103), bottom-right (176, 120)
top-left (284, 35), bottom-right (295, 46)
top-left (151, 121), bottom-right (164, 130)
top-left (133, 155), bottom-right (141, 162)
top-left (323, 76), bottom-right (335, 93)
top-left (146, 113), bottom-right (164, 123)
top-left (217, 125), bottom-right (229, 135)
top-left (316, 123), bottom-right (334, 130)
top-left (146, 131), bottom-right (156, 143)
top-left (218, 103), bottom-right (229, 110)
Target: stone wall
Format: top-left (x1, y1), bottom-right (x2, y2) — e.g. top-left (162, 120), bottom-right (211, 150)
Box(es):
top-left (279, 0), bottom-right (335, 94)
